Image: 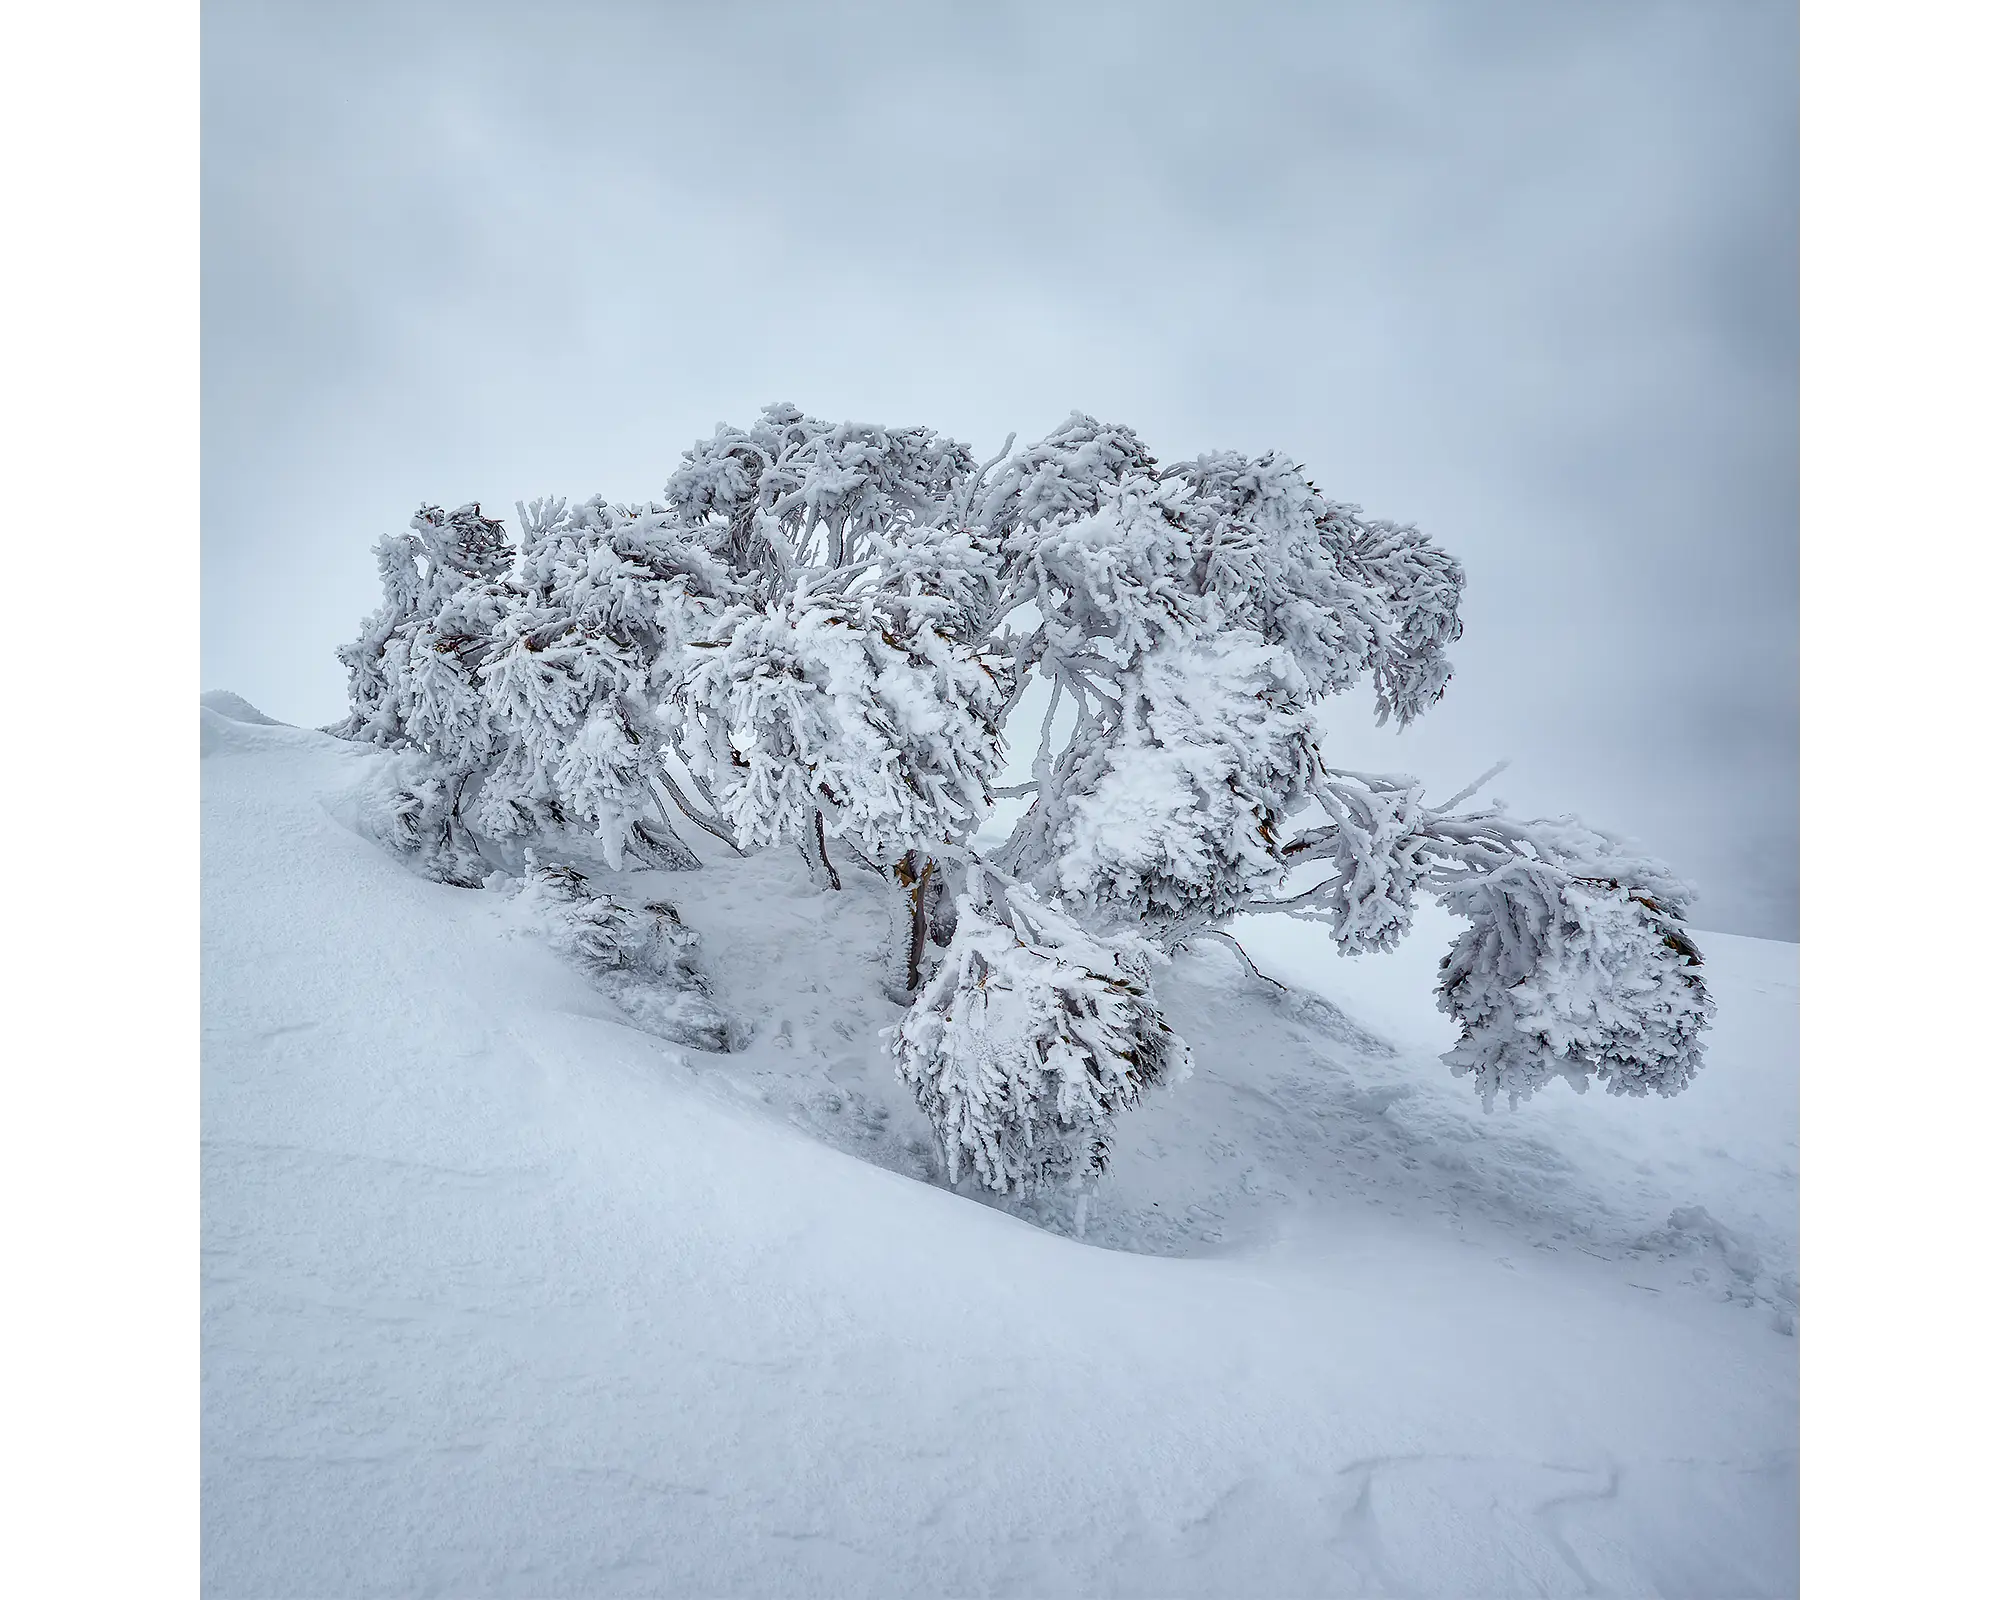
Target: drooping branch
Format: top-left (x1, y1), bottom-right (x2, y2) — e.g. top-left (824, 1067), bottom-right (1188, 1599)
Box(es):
top-left (1189, 929), bottom-right (1288, 992)
top-left (649, 769), bottom-right (745, 857)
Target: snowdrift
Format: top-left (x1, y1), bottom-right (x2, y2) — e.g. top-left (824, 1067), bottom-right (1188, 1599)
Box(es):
top-left (202, 693), bottom-right (1798, 1597)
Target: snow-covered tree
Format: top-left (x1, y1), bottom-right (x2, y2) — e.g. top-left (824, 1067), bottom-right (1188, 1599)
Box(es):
top-left (331, 403), bottom-right (1714, 1199)
top-left (329, 504), bottom-right (518, 886)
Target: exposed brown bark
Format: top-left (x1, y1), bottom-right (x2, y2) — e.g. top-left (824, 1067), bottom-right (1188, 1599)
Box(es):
top-left (896, 851), bottom-right (935, 992)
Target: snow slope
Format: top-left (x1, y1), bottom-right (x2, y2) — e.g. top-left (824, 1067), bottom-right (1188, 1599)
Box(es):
top-left (202, 694), bottom-right (1798, 1597)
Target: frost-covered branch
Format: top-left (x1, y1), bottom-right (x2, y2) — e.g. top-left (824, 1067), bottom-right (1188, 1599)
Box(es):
top-left (1270, 769), bottom-right (1714, 1109)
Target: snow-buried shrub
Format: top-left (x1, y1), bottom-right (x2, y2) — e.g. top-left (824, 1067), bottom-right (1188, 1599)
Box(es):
top-left (330, 403), bottom-right (1715, 1204)
top-left (514, 859), bottom-right (739, 1052)
top-left (349, 748), bottom-right (491, 889)
top-left (890, 884), bottom-right (1187, 1195)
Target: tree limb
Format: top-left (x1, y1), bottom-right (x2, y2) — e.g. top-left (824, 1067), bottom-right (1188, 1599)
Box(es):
top-left (1190, 929), bottom-right (1288, 992)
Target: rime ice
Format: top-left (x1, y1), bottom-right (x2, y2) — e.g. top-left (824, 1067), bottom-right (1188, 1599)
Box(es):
top-left (331, 405), bottom-right (1713, 1195)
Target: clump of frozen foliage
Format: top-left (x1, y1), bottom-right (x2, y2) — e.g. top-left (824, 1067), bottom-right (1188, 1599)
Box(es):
top-left (679, 585), bottom-right (1006, 872)
top-left (333, 402), bottom-right (1713, 1194)
top-left (349, 745), bottom-right (491, 889)
top-left (335, 502), bottom-right (515, 753)
top-left (890, 867), bottom-right (1187, 1196)
top-left (513, 858), bottom-right (736, 1052)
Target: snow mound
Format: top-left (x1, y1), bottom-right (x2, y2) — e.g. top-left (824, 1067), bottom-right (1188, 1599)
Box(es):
top-left (203, 707), bottom-right (1798, 1597)
top-left (200, 688), bottom-right (284, 725)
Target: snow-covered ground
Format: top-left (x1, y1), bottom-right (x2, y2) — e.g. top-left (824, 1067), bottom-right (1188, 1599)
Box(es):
top-left (202, 693), bottom-right (1798, 1597)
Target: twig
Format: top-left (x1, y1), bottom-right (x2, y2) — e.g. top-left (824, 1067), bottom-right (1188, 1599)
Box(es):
top-left (813, 809), bottom-right (842, 890)
top-left (1435, 758), bottom-right (1512, 814)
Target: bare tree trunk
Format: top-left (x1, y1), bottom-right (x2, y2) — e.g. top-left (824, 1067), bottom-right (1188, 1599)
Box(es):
top-left (895, 851), bottom-right (935, 992)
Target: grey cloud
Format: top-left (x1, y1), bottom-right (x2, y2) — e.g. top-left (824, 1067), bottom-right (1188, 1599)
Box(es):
top-left (202, 0), bottom-right (1797, 937)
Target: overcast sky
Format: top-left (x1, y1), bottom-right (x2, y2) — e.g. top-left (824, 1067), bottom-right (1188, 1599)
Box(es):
top-left (202, 0), bottom-right (1798, 939)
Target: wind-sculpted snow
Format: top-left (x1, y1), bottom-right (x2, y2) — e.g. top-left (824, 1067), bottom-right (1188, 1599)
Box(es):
top-left (203, 699), bottom-right (1796, 1596)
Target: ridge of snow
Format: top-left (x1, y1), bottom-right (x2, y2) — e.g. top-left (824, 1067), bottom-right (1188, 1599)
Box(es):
top-left (200, 688), bottom-right (284, 726)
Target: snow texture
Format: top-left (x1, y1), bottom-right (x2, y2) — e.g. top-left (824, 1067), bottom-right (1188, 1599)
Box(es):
top-left (204, 693), bottom-right (1796, 1597)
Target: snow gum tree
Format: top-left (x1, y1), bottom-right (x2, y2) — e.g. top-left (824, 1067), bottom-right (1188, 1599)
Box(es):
top-left (334, 403), bottom-right (1714, 1197)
